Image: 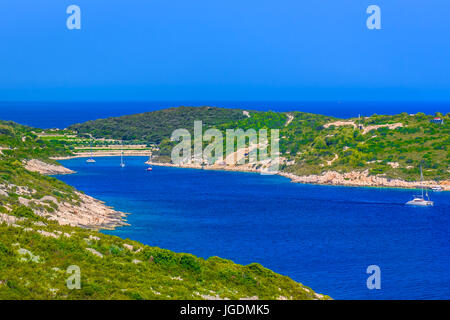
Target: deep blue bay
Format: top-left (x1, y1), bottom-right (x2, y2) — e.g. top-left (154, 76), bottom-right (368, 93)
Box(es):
top-left (56, 156), bottom-right (450, 300)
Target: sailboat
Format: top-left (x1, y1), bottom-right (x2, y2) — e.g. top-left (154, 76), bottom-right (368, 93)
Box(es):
top-left (146, 153), bottom-right (153, 171)
top-left (86, 140), bottom-right (96, 163)
top-left (120, 151), bottom-right (125, 168)
top-left (406, 165), bottom-right (433, 206)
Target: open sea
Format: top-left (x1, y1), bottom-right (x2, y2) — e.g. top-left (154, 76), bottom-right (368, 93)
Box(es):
top-left (56, 156), bottom-right (450, 300)
top-left (0, 101), bottom-right (448, 128)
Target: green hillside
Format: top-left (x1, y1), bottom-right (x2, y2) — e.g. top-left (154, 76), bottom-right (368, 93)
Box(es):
top-left (68, 107), bottom-right (450, 181)
top-left (69, 106), bottom-right (247, 144)
top-left (0, 121), bottom-right (78, 214)
top-left (232, 111), bottom-right (449, 181)
top-left (285, 112), bottom-right (449, 181)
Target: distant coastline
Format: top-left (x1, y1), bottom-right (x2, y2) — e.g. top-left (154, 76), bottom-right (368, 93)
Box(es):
top-left (144, 160), bottom-right (449, 191)
top-left (45, 149), bottom-right (450, 192)
top-left (3, 101), bottom-right (450, 129)
top-left (39, 105), bottom-right (448, 193)
top-left (52, 154), bottom-right (449, 191)
top-left (51, 150), bottom-right (151, 160)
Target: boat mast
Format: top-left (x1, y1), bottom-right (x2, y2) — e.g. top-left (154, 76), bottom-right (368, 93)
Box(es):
top-left (420, 163), bottom-right (426, 199)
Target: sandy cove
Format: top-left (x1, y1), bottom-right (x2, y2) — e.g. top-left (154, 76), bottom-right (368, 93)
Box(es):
top-left (147, 161), bottom-right (450, 191)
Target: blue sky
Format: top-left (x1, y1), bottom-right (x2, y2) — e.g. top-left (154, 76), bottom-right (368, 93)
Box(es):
top-left (1, 0), bottom-right (450, 102)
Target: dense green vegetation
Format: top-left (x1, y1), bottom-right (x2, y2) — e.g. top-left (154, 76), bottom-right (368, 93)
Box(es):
top-left (0, 221), bottom-right (326, 300)
top-left (281, 112), bottom-right (449, 181)
top-left (0, 121), bottom-right (79, 213)
top-left (0, 119), bottom-right (327, 300)
top-left (0, 121), bottom-right (72, 160)
top-left (69, 106), bottom-right (247, 144)
top-left (69, 108), bottom-right (449, 181)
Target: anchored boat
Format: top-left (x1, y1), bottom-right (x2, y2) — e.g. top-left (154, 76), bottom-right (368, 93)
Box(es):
top-left (86, 141), bottom-right (96, 163)
top-left (146, 153), bottom-right (153, 171)
top-left (120, 150), bottom-right (125, 168)
top-left (406, 165), bottom-right (433, 207)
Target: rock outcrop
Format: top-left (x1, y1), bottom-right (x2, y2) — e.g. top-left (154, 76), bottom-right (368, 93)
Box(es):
top-left (24, 159), bottom-right (75, 175)
top-left (280, 170), bottom-right (449, 191)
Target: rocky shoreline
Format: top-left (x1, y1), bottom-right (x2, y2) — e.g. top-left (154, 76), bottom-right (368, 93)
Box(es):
top-left (24, 159), bottom-right (75, 175)
top-left (147, 161), bottom-right (449, 191)
top-left (51, 191), bottom-right (129, 230)
top-left (20, 159), bottom-right (129, 229)
top-left (279, 170), bottom-right (449, 191)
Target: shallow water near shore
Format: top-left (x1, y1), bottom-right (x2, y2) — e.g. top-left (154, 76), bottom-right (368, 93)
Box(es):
top-left (57, 156), bottom-right (450, 300)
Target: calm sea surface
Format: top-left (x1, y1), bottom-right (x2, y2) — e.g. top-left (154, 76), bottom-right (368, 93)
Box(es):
top-left (56, 156), bottom-right (450, 300)
top-left (0, 101), bottom-right (448, 128)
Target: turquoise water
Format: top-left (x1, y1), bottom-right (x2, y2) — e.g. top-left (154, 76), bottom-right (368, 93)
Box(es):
top-left (57, 156), bottom-right (450, 300)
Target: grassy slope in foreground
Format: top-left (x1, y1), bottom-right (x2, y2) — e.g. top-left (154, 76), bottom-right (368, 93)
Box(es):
top-left (0, 120), bottom-right (328, 300)
top-left (0, 220), bottom-right (328, 300)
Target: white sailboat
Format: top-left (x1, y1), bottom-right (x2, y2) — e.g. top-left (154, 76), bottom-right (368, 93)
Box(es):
top-left (146, 153), bottom-right (153, 171)
top-left (86, 140), bottom-right (96, 163)
top-left (120, 151), bottom-right (125, 168)
top-left (406, 165), bottom-right (433, 206)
